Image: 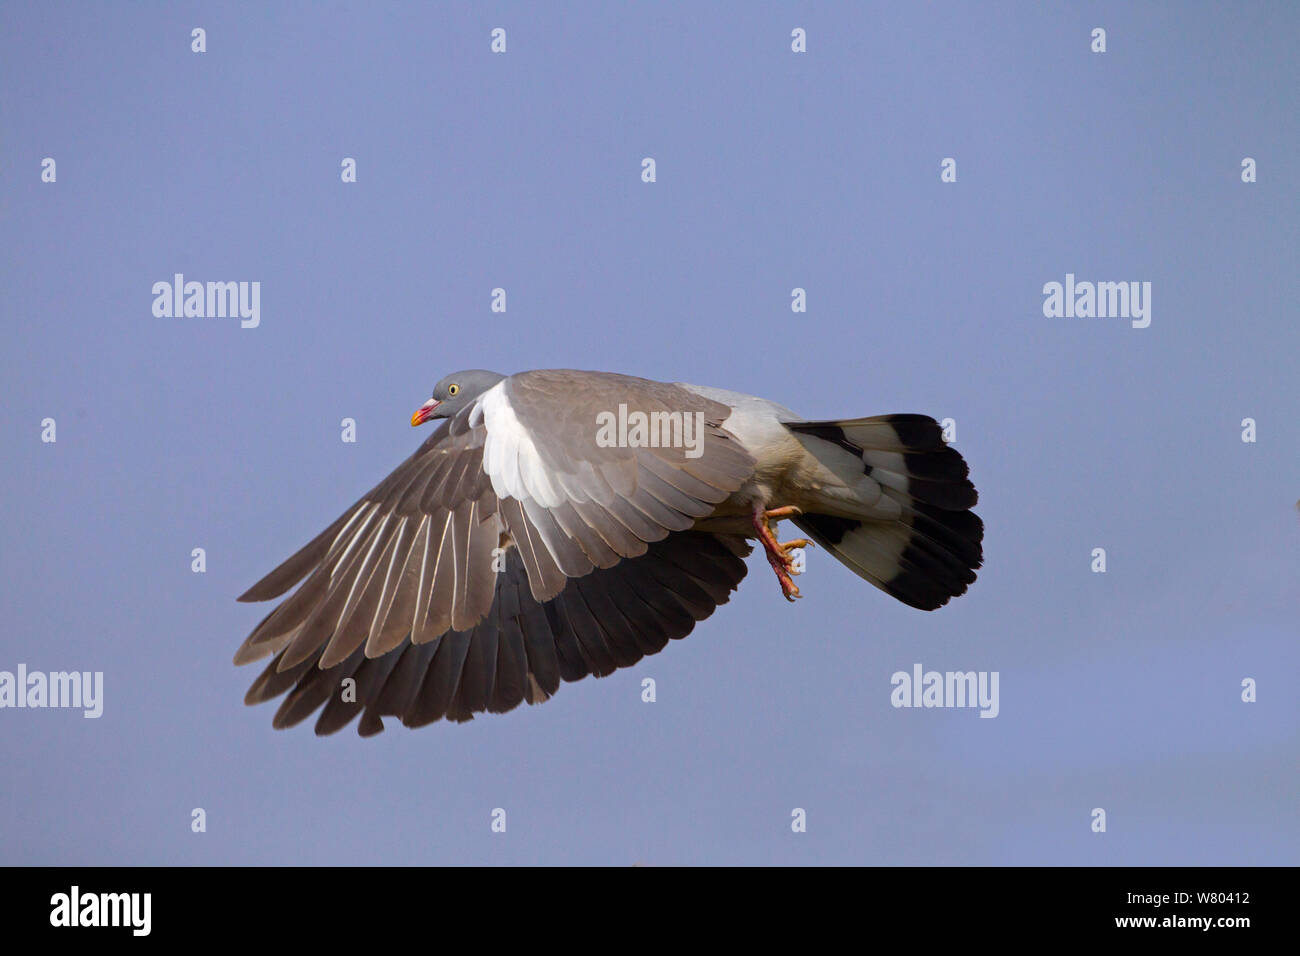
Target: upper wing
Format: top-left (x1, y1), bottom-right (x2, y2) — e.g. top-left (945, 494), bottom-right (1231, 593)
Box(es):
top-left (235, 369), bottom-right (757, 731)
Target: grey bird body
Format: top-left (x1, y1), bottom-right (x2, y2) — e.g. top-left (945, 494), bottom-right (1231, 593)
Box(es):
top-left (236, 368), bottom-right (983, 734)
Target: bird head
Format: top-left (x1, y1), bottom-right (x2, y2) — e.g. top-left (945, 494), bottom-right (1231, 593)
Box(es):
top-left (411, 370), bottom-right (506, 426)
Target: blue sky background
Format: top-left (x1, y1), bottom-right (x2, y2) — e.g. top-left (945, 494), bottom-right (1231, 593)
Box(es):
top-left (1, 1), bottom-right (1296, 865)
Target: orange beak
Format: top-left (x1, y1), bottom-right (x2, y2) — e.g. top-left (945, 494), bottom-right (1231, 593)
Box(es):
top-left (411, 398), bottom-right (440, 427)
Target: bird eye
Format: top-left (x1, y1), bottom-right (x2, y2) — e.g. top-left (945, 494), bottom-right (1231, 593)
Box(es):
top-left (448, 384), bottom-right (459, 396)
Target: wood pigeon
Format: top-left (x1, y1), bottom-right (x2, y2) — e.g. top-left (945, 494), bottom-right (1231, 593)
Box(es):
top-left (235, 369), bottom-right (983, 734)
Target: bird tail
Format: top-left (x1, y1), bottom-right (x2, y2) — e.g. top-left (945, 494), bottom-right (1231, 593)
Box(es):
top-left (784, 415), bottom-right (983, 611)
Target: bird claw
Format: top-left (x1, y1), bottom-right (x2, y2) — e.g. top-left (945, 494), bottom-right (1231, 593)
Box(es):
top-left (779, 539), bottom-right (812, 576)
top-left (752, 506), bottom-right (809, 602)
top-left (763, 505), bottom-right (803, 521)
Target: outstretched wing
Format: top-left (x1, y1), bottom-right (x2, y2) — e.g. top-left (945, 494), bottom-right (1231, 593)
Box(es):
top-left (235, 369), bottom-right (757, 732)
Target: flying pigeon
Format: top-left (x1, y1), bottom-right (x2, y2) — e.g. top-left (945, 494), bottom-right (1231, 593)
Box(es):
top-left (235, 369), bottom-right (983, 734)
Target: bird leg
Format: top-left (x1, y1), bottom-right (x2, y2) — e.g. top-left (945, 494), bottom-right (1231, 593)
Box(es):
top-left (751, 505), bottom-right (811, 602)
